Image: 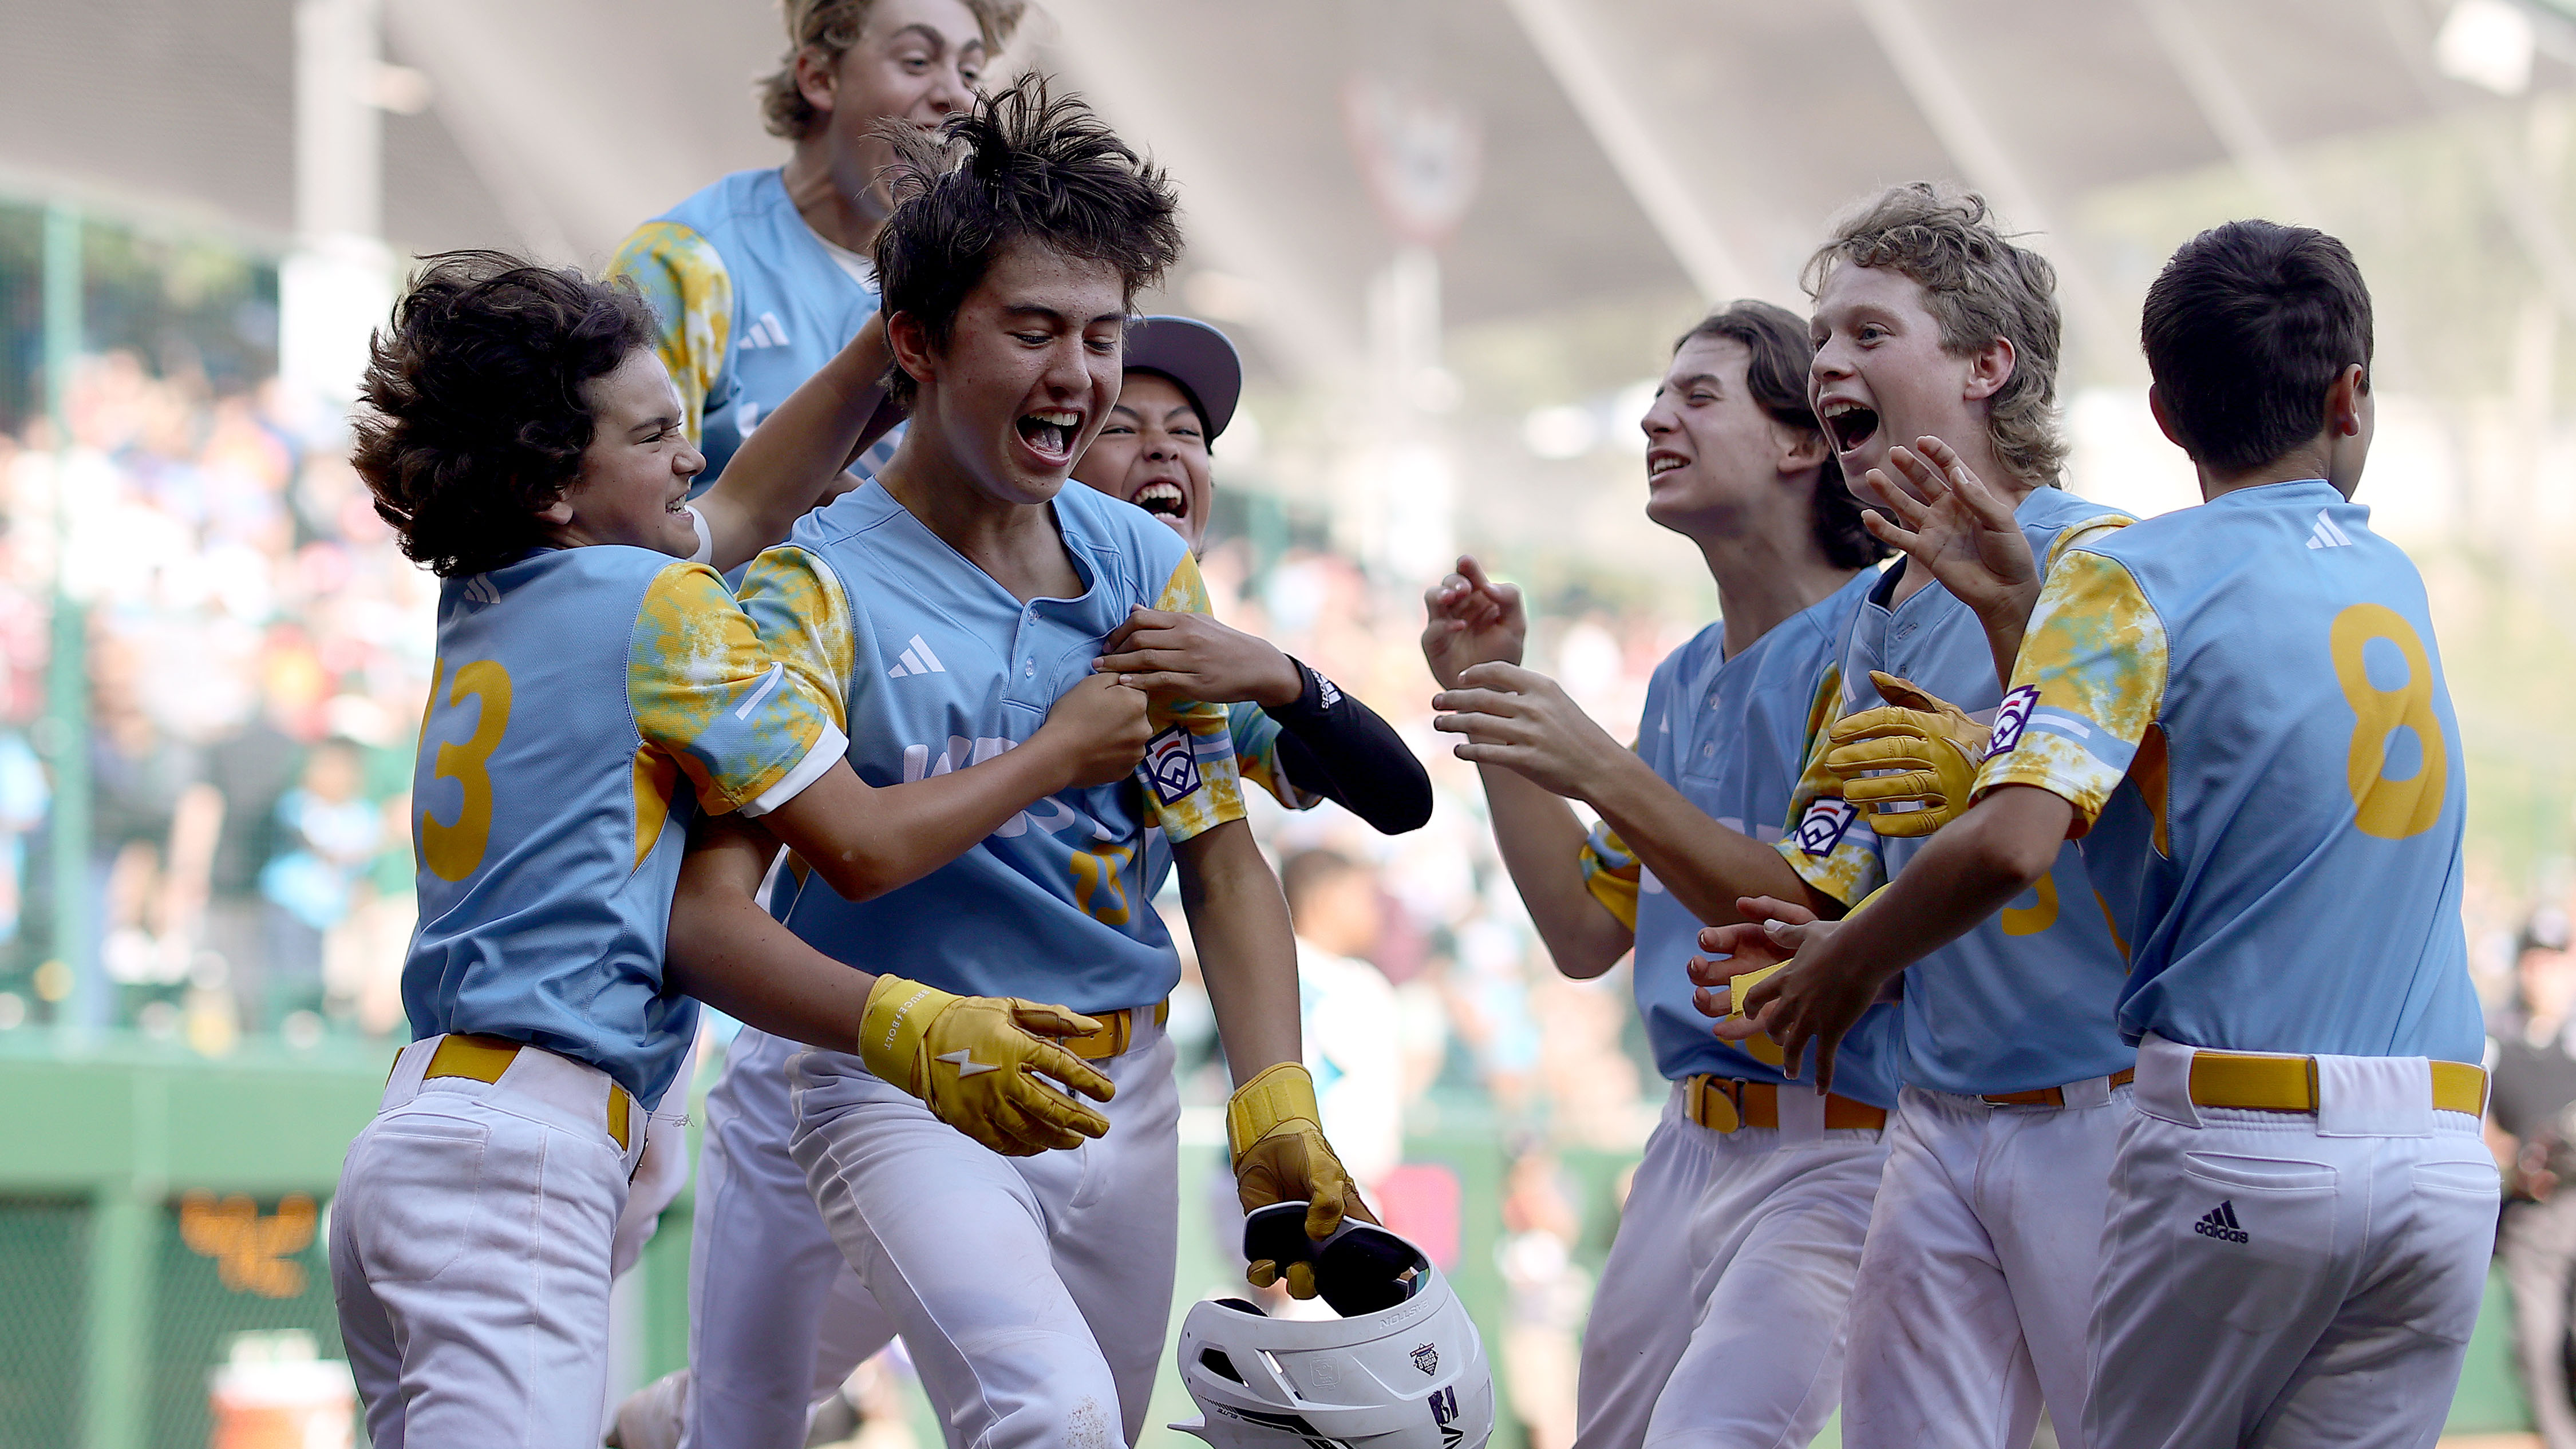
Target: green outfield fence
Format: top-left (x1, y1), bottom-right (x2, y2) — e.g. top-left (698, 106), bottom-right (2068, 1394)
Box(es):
top-left (0, 1033), bottom-right (2537, 1447)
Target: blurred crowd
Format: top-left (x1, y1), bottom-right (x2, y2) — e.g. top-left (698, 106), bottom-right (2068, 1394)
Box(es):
top-left (0, 351), bottom-right (433, 1050)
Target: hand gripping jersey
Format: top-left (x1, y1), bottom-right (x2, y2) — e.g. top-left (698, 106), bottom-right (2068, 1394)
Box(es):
top-left (738, 481), bottom-right (1245, 1011)
top-left (1580, 571), bottom-right (1903, 1104)
top-left (404, 548), bottom-right (844, 1106)
top-left (1777, 486), bottom-right (2139, 1095)
top-left (606, 169), bottom-right (900, 492)
top-left (1975, 479), bottom-right (2482, 1064)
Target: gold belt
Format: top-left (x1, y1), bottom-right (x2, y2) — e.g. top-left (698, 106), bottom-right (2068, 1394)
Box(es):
top-left (1062, 999), bottom-right (1171, 1060)
top-left (421, 1033), bottom-right (639, 1151)
top-left (2187, 1052), bottom-right (2486, 1116)
top-left (1685, 1075), bottom-right (1888, 1133)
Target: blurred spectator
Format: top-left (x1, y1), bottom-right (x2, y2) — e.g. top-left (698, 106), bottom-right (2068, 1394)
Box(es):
top-left (1280, 848), bottom-right (1403, 1191)
top-left (1498, 1145), bottom-right (1589, 1449)
top-left (255, 737), bottom-right (374, 1035)
top-left (2493, 906), bottom-right (2576, 1449)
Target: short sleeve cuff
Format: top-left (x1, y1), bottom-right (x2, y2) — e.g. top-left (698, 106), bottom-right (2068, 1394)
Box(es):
top-left (741, 722), bottom-right (848, 818)
top-left (685, 505), bottom-right (713, 565)
top-left (1973, 732), bottom-right (2122, 832)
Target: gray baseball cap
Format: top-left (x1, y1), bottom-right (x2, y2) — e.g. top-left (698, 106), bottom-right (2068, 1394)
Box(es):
top-left (1123, 315), bottom-right (1242, 442)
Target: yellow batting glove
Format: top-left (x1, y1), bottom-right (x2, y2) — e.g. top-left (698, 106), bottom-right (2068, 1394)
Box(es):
top-left (858, 975), bottom-right (1116, 1157)
top-left (1822, 671), bottom-right (1992, 838)
top-left (1227, 1063), bottom-right (1377, 1298)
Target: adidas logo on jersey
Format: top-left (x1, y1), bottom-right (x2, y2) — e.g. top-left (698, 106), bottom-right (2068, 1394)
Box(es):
top-left (2193, 1199), bottom-right (2248, 1243)
top-left (738, 311), bottom-right (791, 351)
top-left (887, 635), bottom-right (947, 678)
top-left (2305, 509), bottom-right (2354, 550)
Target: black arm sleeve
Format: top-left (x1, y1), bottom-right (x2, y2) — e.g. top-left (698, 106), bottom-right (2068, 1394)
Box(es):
top-left (1263, 655), bottom-right (1434, 835)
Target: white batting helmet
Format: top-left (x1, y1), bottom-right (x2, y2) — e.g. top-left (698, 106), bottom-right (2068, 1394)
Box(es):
top-left (1172, 1210), bottom-right (1494, 1449)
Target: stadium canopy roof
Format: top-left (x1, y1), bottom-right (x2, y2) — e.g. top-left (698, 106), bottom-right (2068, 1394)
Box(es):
top-left (6, 0), bottom-right (2575, 387)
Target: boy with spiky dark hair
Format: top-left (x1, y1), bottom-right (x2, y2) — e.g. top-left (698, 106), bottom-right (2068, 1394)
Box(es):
top-left (667, 77), bottom-right (1368, 1444)
top-left (1722, 219), bottom-right (2492, 1448)
top-left (330, 252), bottom-right (1149, 1447)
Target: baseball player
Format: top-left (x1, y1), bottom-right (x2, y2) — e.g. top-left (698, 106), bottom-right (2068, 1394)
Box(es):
top-left (1692, 185), bottom-right (2138, 1449)
top-left (1424, 300), bottom-right (1902, 1448)
top-left (614, 314), bottom-right (1431, 1449)
top-left (665, 79), bottom-right (1372, 1447)
top-left (607, 0), bottom-right (1027, 496)
top-left (330, 252), bottom-right (1152, 1447)
top-left (1718, 219), bottom-right (2495, 1448)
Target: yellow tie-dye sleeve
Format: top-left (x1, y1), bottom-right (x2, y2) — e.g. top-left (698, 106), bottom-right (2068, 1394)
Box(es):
top-left (1973, 548), bottom-right (2168, 833)
top-left (627, 561), bottom-right (843, 818)
top-left (1772, 661), bottom-right (1884, 907)
top-left (1578, 817), bottom-right (1642, 932)
top-left (1136, 551), bottom-right (1246, 842)
top-left (732, 545), bottom-right (856, 741)
top-left (605, 221), bottom-right (732, 446)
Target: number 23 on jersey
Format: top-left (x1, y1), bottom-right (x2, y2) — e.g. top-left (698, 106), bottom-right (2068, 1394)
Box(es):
top-left (418, 658), bottom-right (514, 881)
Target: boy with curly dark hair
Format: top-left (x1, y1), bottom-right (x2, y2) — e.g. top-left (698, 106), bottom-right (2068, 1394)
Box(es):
top-left (667, 75), bottom-right (1371, 1444)
top-left (329, 251), bottom-right (1151, 1447)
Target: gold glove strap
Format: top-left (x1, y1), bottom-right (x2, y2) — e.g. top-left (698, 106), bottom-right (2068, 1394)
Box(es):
top-left (1226, 1062), bottom-right (1320, 1162)
top-left (859, 975), bottom-right (958, 1088)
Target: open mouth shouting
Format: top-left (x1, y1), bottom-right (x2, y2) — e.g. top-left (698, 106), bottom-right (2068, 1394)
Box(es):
top-left (1646, 448), bottom-right (1690, 480)
top-left (1130, 479), bottom-right (1188, 520)
top-left (1820, 398), bottom-right (1880, 456)
top-left (1016, 407), bottom-right (1084, 465)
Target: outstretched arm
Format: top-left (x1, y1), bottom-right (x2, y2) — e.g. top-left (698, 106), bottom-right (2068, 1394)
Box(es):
top-left (1433, 660), bottom-right (1835, 932)
top-left (666, 815), bottom-right (873, 1051)
top-left (1696, 785), bottom-right (2071, 1091)
top-left (1180, 818), bottom-right (1380, 1293)
top-left (760, 672), bottom-right (1150, 903)
top-left (667, 816), bottom-right (1116, 1157)
top-left (1421, 559), bottom-right (1634, 976)
top-left (693, 314), bottom-right (900, 571)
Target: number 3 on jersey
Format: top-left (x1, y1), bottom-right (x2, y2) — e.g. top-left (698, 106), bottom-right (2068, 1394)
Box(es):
top-left (420, 658), bottom-right (513, 881)
top-left (2329, 604), bottom-right (2447, 840)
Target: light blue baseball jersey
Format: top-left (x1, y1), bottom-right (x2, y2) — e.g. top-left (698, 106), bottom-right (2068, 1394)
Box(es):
top-left (1976, 479), bottom-right (2482, 1063)
top-left (738, 481), bottom-right (1246, 1012)
top-left (607, 168), bottom-right (900, 493)
top-left (404, 547), bottom-right (846, 1106)
top-left (1777, 485), bottom-right (2139, 1095)
top-left (1580, 570), bottom-right (1905, 1104)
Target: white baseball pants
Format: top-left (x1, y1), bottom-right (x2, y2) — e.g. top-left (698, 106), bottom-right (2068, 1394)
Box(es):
top-left (681, 1028), bottom-right (895, 1449)
top-left (1573, 1083), bottom-right (1887, 1449)
top-left (789, 1015), bottom-right (1180, 1449)
top-left (1838, 1079), bottom-right (2128, 1449)
top-left (2083, 1034), bottom-right (2499, 1449)
top-left (330, 1036), bottom-right (649, 1449)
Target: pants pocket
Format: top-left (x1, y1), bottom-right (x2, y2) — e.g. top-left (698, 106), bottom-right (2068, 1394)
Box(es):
top-left (2400, 1155), bottom-right (2503, 1345)
top-left (346, 1110), bottom-right (488, 1284)
top-left (2164, 1150), bottom-right (2338, 1333)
